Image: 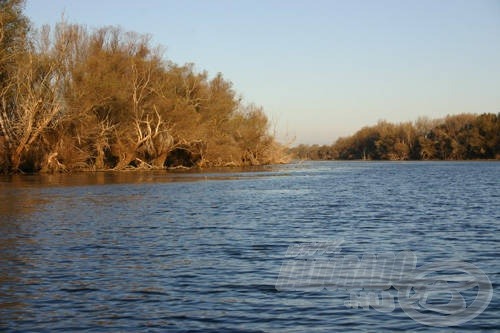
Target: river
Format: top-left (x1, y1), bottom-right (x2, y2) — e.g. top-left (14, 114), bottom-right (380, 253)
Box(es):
top-left (0, 161), bottom-right (499, 331)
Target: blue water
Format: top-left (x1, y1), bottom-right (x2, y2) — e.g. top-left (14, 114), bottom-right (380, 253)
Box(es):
top-left (0, 161), bottom-right (499, 331)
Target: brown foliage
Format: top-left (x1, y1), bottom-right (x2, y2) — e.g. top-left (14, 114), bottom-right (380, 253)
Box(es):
top-left (0, 6), bottom-right (286, 173)
top-left (291, 114), bottom-right (500, 161)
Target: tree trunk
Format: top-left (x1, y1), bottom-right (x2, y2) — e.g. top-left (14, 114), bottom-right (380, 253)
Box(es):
top-left (94, 142), bottom-right (106, 169)
top-left (151, 151), bottom-right (168, 168)
top-left (113, 150), bottom-right (136, 170)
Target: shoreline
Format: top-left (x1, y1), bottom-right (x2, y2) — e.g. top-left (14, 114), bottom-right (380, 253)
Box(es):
top-left (2, 158), bottom-right (499, 176)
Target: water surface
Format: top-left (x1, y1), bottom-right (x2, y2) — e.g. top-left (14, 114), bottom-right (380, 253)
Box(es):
top-left (0, 161), bottom-right (499, 331)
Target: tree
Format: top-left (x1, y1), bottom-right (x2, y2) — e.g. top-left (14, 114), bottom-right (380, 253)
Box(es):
top-left (0, 10), bottom-right (287, 173)
top-left (0, 0), bottom-right (30, 171)
top-left (326, 114), bottom-right (499, 161)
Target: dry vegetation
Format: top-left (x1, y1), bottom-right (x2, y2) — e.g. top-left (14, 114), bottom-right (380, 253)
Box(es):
top-left (292, 114), bottom-right (500, 161)
top-left (0, 0), bottom-right (288, 173)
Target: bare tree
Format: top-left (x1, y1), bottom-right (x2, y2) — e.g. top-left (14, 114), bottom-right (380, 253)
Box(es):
top-left (0, 49), bottom-right (65, 171)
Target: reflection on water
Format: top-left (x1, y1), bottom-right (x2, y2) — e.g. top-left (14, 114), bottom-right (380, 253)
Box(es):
top-left (0, 161), bottom-right (499, 331)
top-left (0, 165), bottom-right (283, 188)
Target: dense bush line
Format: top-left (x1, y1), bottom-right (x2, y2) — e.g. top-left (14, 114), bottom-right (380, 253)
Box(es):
top-left (291, 113), bottom-right (500, 160)
top-left (0, 0), bottom-right (287, 173)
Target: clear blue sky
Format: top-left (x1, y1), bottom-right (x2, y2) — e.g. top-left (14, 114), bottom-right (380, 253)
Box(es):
top-left (25, 0), bottom-right (500, 144)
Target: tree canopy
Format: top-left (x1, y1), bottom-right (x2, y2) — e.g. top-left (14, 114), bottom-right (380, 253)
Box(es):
top-left (291, 113), bottom-right (500, 161)
top-left (0, 0), bottom-right (287, 173)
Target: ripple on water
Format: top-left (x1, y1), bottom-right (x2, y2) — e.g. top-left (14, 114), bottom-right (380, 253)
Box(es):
top-left (0, 161), bottom-right (498, 331)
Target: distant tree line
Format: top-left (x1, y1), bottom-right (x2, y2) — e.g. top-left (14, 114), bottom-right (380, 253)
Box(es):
top-left (0, 0), bottom-right (287, 173)
top-left (291, 113), bottom-right (500, 160)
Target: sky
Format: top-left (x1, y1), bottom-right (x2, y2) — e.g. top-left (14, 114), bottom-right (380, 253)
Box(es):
top-left (24, 0), bottom-right (500, 145)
